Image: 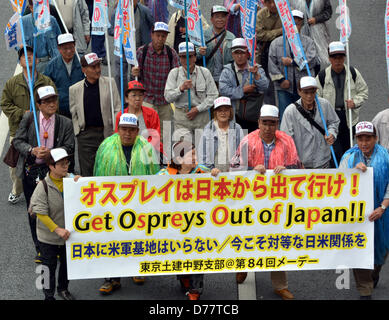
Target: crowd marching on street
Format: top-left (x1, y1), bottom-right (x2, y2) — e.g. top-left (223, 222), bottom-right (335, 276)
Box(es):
top-left (2, 0), bottom-right (389, 302)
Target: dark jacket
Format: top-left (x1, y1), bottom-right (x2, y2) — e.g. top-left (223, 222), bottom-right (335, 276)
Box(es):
top-left (44, 55), bottom-right (85, 118)
top-left (13, 111), bottom-right (75, 178)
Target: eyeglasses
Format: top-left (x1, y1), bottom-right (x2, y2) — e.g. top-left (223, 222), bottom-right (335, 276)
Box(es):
top-left (179, 54), bottom-right (196, 59)
top-left (40, 97), bottom-right (58, 104)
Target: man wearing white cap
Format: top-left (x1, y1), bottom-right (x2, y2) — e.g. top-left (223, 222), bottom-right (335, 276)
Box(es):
top-left (132, 22), bottom-right (180, 141)
top-left (44, 34), bottom-right (85, 119)
top-left (219, 38), bottom-right (269, 132)
top-left (231, 104), bottom-right (302, 300)
top-left (13, 85), bottom-right (75, 263)
top-left (197, 5), bottom-right (235, 85)
top-left (268, 9), bottom-right (318, 121)
top-left (55, 0), bottom-right (91, 56)
top-left (339, 121), bottom-right (389, 299)
top-left (1, 46), bottom-right (56, 205)
top-left (164, 41), bottom-right (218, 145)
top-left (69, 52), bottom-right (121, 177)
top-left (316, 41), bottom-right (368, 163)
top-left (94, 113), bottom-right (160, 294)
top-left (281, 76), bottom-right (340, 169)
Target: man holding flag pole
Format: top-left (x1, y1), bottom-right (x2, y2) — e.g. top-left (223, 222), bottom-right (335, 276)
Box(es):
top-left (274, 0), bottom-right (339, 168)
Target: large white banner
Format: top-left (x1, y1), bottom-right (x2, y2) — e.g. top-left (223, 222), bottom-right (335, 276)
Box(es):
top-left (64, 169), bottom-right (374, 280)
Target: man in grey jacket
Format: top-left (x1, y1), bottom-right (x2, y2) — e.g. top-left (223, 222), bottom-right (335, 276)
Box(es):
top-left (55, 0), bottom-right (91, 56)
top-left (268, 9), bottom-right (318, 121)
top-left (13, 86), bottom-right (75, 263)
top-left (280, 76), bottom-right (339, 168)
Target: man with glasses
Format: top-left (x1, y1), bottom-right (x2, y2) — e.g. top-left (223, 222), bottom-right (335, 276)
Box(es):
top-left (44, 34), bottom-right (85, 119)
top-left (164, 42), bottom-right (218, 146)
top-left (1, 45), bottom-right (56, 206)
top-left (13, 86), bottom-right (75, 264)
top-left (280, 76), bottom-right (339, 169)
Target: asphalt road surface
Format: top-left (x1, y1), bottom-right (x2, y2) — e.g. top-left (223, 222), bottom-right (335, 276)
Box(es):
top-left (0, 0), bottom-right (388, 305)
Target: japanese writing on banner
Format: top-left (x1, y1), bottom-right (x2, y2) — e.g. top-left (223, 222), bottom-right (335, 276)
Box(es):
top-left (339, 0), bottom-right (351, 44)
top-left (92, 0), bottom-right (111, 36)
top-left (64, 169), bottom-right (374, 280)
top-left (239, 0), bottom-right (257, 57)
top-left (187, 0), bottom-right (203, 46)
top-left (274, 0), bottom-right (307, 70)
top-left (33, 0), bottom-right (51, 35)
top-left (9, 0), bottom-right (27, 13)
top-left (4, 12), bottom-right (22, 50)
top-left (113, 0), bottom-right (137, 65)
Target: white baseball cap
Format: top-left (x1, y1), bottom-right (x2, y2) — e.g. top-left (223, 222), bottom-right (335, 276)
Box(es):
top-left (260, 104), bottom-right (279, 120)
top-left (50, 148), bottom-right (69, 163)
top-left (118, 113), bottom-right (139, 128)
top-left (153, 22), bottom-right (169, 33)
top-left (57, 33), bottom-right (75, 45)
top-left (37, 86), bottom-right (57, 100)
top-left (178, 42), bottom-right (195, 55)
top-left (328, 41), bottom-right (346, 56)
top-left (355, 121), bottom-right (376, 137)
top-left (211, 5), bottom-right (228, 15)
top-left (300, 76), bottom-right (318, 89)
top-left (292, 10), bottom-right (304, 19)
top-left (214, 96), bottom-right (232, 110)
top-left (81, 52), bottom-right (102, 67)
top-left (231, 38), bottom-right (248, 52)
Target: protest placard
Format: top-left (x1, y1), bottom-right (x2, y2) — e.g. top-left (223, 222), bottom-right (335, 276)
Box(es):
top-left (64, 169), bottom-right (374, 280)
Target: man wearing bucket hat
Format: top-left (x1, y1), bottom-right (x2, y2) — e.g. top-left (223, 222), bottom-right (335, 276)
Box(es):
top-left (268, 9), bottom-right (318, 121)
top-left (280, 76), bottom-right (340, 169)
top-left (164, 41), bottom-right (218, 145)
top-left (339, 121), bottom-right (389, 299)
top-left (94, 113), bottom-right (160, 294)
top-left (316, 41), bottom-right (368, 163)
top-left (69, 52), bottom-right (121, 177)
top-left (44, 34), bottom-right (85, 119)
top-left (13, 85), bottom-right (75, 264)
top-left (231, 104), bottom-right (302, 299)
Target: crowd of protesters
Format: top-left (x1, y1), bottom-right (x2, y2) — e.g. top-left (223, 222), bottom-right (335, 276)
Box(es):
top-left (1, 0), bottom-right (389, 301)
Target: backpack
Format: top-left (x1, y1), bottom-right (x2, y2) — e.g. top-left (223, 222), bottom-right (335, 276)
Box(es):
top-left (141, 43), bottom-right (174, 70)
top-left (318, 66), bottom-right (357, 88)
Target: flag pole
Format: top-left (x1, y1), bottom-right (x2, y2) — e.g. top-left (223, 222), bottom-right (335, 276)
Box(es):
top-left (100, 0), bottom-right (116, 130)
top-left (249, 1), bottom-right (258, 85)
top-left (17, 3), bottom-right (40, 147)
top-left (344, 0), bottom-right (353, 148)
top-left (119, 0), bottom-right (125, 114)
top-left (184, 0), bottom-right (192, 111)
